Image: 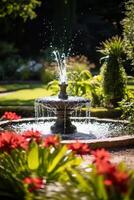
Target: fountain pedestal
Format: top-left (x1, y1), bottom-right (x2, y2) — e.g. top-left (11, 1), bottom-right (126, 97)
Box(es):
top-left (51, 108), bottom-right (76, 134)
top-left (35, 83), bottom-right (90, 134)
top-left (51, 83), bottom-right (76, 134)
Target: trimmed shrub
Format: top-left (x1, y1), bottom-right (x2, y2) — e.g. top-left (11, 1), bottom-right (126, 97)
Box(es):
top-left (99, 36), bottom-right (127, 107)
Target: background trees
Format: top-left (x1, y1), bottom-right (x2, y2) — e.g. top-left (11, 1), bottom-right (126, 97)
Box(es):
top-left (0, 0), bottom-right (124, 61)
top-left (123, 0), bottom-right (134, 67)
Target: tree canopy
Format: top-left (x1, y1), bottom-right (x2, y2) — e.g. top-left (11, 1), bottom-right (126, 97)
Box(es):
top-left (0, 0), bottom-right (41, 20)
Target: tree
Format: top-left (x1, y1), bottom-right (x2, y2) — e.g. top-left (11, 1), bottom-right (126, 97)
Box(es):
top-left (0, 0), bottom-right (41, 20)
top-left (123, 0), bottom-right (134, 66)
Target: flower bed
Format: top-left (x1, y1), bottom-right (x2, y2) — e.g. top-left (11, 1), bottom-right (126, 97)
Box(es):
top-left (0, 112), bottom-right (134, 199)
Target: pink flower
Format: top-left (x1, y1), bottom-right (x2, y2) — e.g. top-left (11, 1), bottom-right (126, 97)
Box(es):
top-left (68, 141), bottom-right (90, 155)
top-left (2, 112), bottom-right (21, 120)
top-left (23, 177), bottom-right (44, 192)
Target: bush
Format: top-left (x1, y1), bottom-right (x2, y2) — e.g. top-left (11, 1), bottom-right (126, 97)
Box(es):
top-left (0, 41), bottom-right (26, 81)
top-left (40, 62), bottom-right (57, 84)
top-left (119, 95), bottom-right (134, 125)
top-left (67, 55), bottom-right (92, 72)
top-left (16, 60), bottom-right (43, 81)
top-left (99, 36), bottom-right (127, 107)
top-left (0, 55), bottom-right (25, 81)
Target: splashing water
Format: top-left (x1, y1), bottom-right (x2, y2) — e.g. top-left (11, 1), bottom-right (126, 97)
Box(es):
top-left (53, 50), bottom-right (68, 84)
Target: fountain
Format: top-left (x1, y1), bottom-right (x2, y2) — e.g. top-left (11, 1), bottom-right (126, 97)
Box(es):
top-left (35, 51), bottom-right (90, 134)
top-left (0, 50), bottom-right (133, 147)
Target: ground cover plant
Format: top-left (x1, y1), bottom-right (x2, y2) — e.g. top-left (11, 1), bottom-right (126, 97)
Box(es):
top-left (0, 112), bottom-right (134, 199)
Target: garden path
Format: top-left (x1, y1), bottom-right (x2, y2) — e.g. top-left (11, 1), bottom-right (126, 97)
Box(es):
top-left (84, 148), bottom-right (134, 169)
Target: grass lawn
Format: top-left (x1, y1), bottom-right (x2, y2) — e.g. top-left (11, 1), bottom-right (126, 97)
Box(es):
top-left (0, 83), bottom-right (32, 93)
top-left (0, 83), bottom-right (52, 106)
top-left (0, 76), bottom-right (133, 106)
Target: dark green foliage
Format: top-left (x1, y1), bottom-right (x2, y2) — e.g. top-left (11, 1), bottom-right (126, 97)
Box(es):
top-left (123, 0), bottom-right (134, 66)
top-left (0, 150), bottom-right (30, 200)
top-left (119, 98), bottom-right (134, 125)
top-left (0, 41), bottom-right (25, 80)
top-left (90, 107), bottom-right (122, 119)
top-left (0, 0), bottom-right (124, 62)
top-left (0, 41), bottom-right (18, 58)
top-left (0, 56), bottom-right (25, 80)
top-left (99, 37), bottom-right (127, 107)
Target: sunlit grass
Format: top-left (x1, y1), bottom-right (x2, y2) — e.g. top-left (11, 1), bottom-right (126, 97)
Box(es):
top-left (0, 86), bottom-right (52, 106)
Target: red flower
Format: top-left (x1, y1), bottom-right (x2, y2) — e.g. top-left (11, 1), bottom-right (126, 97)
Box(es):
top-left (0, 131), bottom-right (28, 152)
top-left (104, 179), bottom-right (113, 186)
top-left (68, 141), bottom-right (90, 155)
top-left (43, 135), bottom-right (60, 147)
top-left (92, 148), bottom-right (110, 163)
top-left (92, 148), bottom-right (130, 194)
top-left (22, 129), bottom-right (41, 143)
top-left (2, 112), bottom-right (21, 120)
top-left (95, 159), bottom-right (116, 175)
top-left (112, 170), bottom-right (129, 193)
top-left (23, 177), bottom-right (44, 192)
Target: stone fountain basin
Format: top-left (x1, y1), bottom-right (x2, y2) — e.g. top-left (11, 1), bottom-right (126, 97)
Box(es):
top-left (35, 96), bottom-right (90, 109)
top-left (0, 117), bottom-right (133, 149)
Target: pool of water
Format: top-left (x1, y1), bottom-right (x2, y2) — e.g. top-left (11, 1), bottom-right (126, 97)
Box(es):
top-left (1, 117), bottom-right (132, 140)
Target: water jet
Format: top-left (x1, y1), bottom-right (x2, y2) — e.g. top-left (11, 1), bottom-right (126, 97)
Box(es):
top-left (34, 51), bottom-right (90, 134)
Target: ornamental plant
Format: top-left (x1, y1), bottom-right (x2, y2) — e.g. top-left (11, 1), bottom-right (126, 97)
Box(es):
top-left (0, 130), bottom-right (133, 199)
top-left (47, 70), bottom-right (103, 106)
top-left (99, 36), bottom-right (127, 107)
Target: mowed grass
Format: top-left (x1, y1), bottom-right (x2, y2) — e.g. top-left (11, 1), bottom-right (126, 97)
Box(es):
top-left (0, 84), bottom-right (52, 106)
top-left (0, 83), bottom-right (31, 92)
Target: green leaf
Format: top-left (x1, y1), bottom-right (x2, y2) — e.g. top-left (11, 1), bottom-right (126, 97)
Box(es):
top-left (97, 176), bottom-right (108, 200)
top-left (48, 145), bottom-right (68, 173)
top-left (27, 141), bottom-right (39, 170)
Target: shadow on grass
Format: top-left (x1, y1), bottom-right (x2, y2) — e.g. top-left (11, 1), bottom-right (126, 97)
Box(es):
top-left (0, 83), bottom-right (46, 93)
top-left (0, 99), bottom-right (34, 106)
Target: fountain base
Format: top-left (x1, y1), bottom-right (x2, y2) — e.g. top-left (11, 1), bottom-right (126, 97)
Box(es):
top-left (51, 118), bottom-right (76, 134)
top-left (35, 96), bottom-right (90, 135)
